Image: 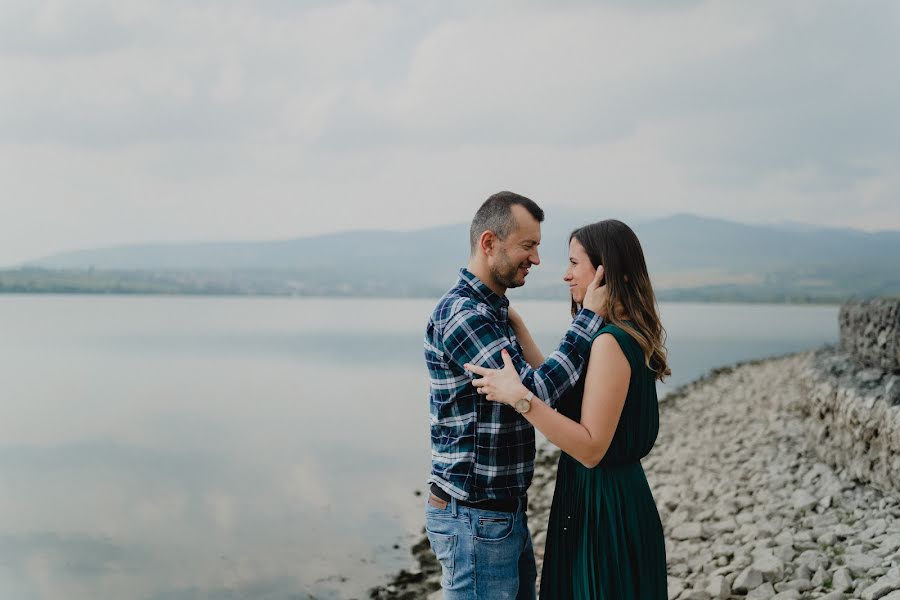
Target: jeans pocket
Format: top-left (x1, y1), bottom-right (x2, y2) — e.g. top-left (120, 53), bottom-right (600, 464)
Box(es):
top-left (473, 511), bottom-right (514, 542)
top-left (425, 530), bottom-right (456, 588)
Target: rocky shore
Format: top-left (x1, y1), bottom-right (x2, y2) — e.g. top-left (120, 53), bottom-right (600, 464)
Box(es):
top-left (371, 301), bottom-right (900, 600)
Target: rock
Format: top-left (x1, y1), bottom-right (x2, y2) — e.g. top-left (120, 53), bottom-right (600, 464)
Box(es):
top-left (835, 523), bottom-right (856, 538)
top-left (797, 549), bottom-right (830, 572)
top-left (772, 545), bottom-right (797, 563)
top-left (861, 576), bottom-right (900, 600)
top-left (705, 574), bottom-right (729, 599)
top-left (832, 566), bottom-right (854, 592)
top-left (792, 490), bottom-right (819, 512)
top-left (818, 531), bottom-right (838, 545)
top-left (733, 566), bottom-right (764, 593)
top-left (671, 522), bottom-right (704, 541)
top-left (775, 578), bottom-right (811, 592)
top-left (668, 577), bottom-right (685, 600)
top-left (844, 553), bottom-right (883, 575)
top-left (747, 582), bottom-right (776, 599)
top-left (774, 530), bottom-right (794, 546)
top-left (751, 553), bottom-right (784, 582)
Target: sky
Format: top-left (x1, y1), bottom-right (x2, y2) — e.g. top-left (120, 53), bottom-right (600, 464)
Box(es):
top-left (1, 0), bottom-right (899, 267)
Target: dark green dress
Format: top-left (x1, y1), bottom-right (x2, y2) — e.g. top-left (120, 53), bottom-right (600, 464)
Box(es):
top-left (539, 323), bottom-right (667, 599)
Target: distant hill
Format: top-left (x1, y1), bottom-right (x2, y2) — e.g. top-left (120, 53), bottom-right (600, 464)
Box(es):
top-left (7, 213), bottom-right (900, 302)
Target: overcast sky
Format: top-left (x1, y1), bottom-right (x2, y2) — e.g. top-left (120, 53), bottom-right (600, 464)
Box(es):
top-left (2, 0), bottom-right (898, 266)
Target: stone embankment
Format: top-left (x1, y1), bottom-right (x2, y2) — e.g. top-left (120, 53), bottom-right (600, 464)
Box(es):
top-left (371, 299), bottom-right (900, 600)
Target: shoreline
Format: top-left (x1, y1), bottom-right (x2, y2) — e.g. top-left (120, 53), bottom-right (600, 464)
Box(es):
top-left (369, 349), bottom-right (900, 599)
top-left (366, 356), bottom-right (784, 600)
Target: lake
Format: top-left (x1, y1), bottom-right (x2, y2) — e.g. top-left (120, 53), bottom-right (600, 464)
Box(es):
top-left (0, 295), bottom-right (839, 599)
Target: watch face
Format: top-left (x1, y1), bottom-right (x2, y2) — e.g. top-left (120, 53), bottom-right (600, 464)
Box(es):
top-left (515, 398), bottom-right (530, 413)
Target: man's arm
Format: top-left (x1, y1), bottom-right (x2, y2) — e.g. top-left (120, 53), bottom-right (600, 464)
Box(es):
top-left (442, 303), bottom-right (601, 408)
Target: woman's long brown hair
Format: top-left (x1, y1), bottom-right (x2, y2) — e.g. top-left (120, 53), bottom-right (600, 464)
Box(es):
top-left (570, 220), bottom-right (671, 381)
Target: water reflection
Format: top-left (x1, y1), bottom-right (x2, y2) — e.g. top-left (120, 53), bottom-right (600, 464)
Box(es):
top-left (0, 296), bottom-right (838, 599)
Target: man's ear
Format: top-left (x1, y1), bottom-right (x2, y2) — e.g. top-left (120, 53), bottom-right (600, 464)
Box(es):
top-left (479, 230), bottom-right (497, 256)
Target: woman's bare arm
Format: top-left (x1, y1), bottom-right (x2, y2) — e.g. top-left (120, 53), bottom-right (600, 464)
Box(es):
top-left (466, 335), bottom-right (630, 468)
top-left (508, 306), bottom-right (544, 368)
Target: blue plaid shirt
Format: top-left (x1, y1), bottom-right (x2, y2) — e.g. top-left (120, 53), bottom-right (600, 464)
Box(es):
top-left (425, 268), bottom-right (602, 502)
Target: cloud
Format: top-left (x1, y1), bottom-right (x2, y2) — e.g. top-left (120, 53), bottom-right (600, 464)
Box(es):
top-left (0, 0), bottom-right (898, 265)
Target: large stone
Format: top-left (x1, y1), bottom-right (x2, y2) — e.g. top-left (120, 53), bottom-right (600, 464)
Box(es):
top-left (747, 582), bottom-right (776, 599)
top-left (832, 566), bottom-right (853, 593)
top-left (668, 577), bottom-right (685, 600)
top-left (733, 566), bottom-right (764, 593)
top-left (792, 489), bottom-right (819, 512)
top-left (751, 553), bottom-right (785, 582)
top-left (862, 576), bottom-right (900, 600)
top-left (844, 553), bottom-right (883, 575)
top-left (705, 574), bottom-right (729, 599)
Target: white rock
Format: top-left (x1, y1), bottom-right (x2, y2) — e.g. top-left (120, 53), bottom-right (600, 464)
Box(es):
top-left (776, 578), bottom-right (811, 591)
top-left (705, 574), bottom-right (729, 599)
top-left (798, 549), bottom-right (829, 571)
top-left (747, 582), bottom-right (776, 599)
top-left (792, 490), bottom-right (819, 511)
top-left (668, 577), bottom-right (685, 600)
top-left (861, 576), bottom-right (900, 600)
top-left (818, 531), bottom-right (839, 545)
top-left (845, 553), bottom-right (882, 574)
top-left (672, 522), bottom-right (704, 541)
top-left (733, 566), bottom-right (764, 593)
top-left (751, 553), bottom-right (784, 581)
top-left (832, 566), bottom-right (854, 592)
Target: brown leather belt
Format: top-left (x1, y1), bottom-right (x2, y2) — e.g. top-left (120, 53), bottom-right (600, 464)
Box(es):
top-left (429, 483), bottom-right (526, 513)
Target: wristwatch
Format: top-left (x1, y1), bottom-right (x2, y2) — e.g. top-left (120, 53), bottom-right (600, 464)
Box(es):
top-left (514, 391), bottom-right (534, 415)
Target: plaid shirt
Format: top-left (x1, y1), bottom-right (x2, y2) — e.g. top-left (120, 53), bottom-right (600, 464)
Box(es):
top-left (425, 268), bottom-right (602, 502)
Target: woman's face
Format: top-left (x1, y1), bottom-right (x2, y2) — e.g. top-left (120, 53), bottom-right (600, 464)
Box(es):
top-left (563, 237), bottom-right (597, 305)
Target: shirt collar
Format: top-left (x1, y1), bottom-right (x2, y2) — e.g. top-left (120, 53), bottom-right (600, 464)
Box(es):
top-left (459, 268), bottom-right (509, 312)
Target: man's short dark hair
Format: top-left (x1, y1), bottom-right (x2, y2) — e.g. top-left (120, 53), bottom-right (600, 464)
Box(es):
top-left (469, 191), bottom-right (544, 254)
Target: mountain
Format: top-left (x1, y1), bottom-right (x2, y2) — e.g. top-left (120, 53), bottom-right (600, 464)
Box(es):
top-left (8, 214), bottom-right (900, 302)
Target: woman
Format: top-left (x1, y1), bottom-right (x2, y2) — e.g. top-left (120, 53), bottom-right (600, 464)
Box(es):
top-left (465, 219), bottom-right (670, 599)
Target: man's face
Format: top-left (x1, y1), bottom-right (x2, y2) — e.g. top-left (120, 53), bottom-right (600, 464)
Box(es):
top-left (490, 205), bottom-right (542, 290)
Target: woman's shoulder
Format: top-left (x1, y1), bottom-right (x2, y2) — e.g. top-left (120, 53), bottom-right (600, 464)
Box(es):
top-left (591, 321), bottom-right (642, 360)
top-left (592, 321), bottom-right (632, 341)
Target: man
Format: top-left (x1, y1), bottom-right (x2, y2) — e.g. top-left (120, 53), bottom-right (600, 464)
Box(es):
top-left (424, 191), bottom-right (605, 599)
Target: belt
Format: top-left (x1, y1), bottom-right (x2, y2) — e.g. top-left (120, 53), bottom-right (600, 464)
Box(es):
top-left (429, 483), bottom-right (526, 513)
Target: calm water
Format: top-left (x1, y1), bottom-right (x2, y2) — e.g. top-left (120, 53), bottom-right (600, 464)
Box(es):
top-left (0, 295), bottom-right (839, 599)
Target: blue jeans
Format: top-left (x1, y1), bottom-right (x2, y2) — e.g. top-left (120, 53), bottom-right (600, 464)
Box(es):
top-left (424, 496), bottom-right (536, 600)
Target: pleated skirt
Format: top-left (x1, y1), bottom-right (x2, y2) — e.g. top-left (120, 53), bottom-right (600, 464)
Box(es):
top-left (539, 455), bottom-right (667, 599)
